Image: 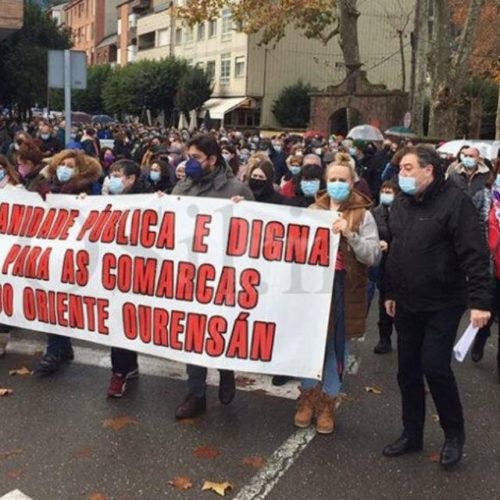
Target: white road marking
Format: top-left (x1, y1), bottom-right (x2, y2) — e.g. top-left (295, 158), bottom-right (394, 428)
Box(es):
top-left (0, 491), bottom-right (33, 500)
top-left (234, 428), bottom-right (317, 500)
top-left (7, 336), bottom-right (360, 400)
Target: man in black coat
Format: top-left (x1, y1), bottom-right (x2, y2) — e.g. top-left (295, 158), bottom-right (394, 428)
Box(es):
top-left (383, 145), bottom-right (491, 468)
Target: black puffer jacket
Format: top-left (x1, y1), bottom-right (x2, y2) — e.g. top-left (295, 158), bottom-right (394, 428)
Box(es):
top-left (386, 176), bottom-right (491, 312)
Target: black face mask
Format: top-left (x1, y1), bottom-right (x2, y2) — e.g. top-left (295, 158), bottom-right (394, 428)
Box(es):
top-left (249, 178), bottom-right (267, 192)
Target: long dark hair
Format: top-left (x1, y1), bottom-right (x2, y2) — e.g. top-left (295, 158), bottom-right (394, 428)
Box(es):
top-left (188, 134), bottom-right (225, 168)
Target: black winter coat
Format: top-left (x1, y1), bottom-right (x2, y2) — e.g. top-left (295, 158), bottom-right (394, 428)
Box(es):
top-left (386, 178), bottom-right (491, 312)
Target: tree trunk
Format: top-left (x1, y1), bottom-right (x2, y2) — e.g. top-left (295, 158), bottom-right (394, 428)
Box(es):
top-left (496, 88), bottom-right (500, 140)
top-left (337, 0), bottom-right (362, 82)
top-left (428, 0), bottom-right (485, 139)
top-left (411, 0), bottom-right (429, 136)
top-left (398, 30), bottom-right (406, 92)
top-left (469, 96), bottom-right (482, 138)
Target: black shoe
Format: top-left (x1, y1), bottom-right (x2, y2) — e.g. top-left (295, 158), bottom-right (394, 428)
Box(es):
top-left (35, 347), bottom-right (74, 375)
top-left (219, 370), bottom-right (235, 405)
top-left (382, 434), bottom-right (423, 458)
top-left (374, 339), bottom-right (392, 354)
top-left (272, 375), bottom-right (293, 386)
top-left (175, 393), bottom-right (207, 419)
top-left (440, 434), bottom-right (465, 468)
top-left (471, 335), bottom-right (487, 362)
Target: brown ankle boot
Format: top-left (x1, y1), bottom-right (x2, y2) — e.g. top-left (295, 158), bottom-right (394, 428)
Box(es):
top-left (294, 387), bottom-right (317, 428)
top-left (315, 392), bottom-right (337, 434)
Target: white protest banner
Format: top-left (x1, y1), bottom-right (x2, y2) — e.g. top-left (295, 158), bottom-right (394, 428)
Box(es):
top-left (0, 190), bottom-right (339, 379)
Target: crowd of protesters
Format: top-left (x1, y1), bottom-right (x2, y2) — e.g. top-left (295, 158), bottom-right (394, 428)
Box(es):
top-left (1, 114), bottom-right (499, 469)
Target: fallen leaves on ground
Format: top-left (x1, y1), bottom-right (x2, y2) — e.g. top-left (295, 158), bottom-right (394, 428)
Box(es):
top-left (0, 449), bottom-right (23, 461)
top-left (431, 414), bottom-right (440, 423)
top-left (202, 481), bottom-right (233, 497)
top-left (102, 415), bottom-right (138, 432)
top-left (428, 452), bottom-right (440, 463)
top-left (235, 376), bottom-right (256, 387)
top-left (241, 455), bottom-right (266, 469)
top-left (88, 493), bottom-right (107, 500)
top-left (7, 469), bottom-right (22, 480)
top-left (169, 476), bottom-right (193, 490)
top-left (9, 366), bottom-right (33, 376)
top-left (72, 448), bottom-right (93, 459)
top-left (0, 388), bottom-right (13, 397)
top-left (193, 446), bottom-right (222, 459)
top-left (364, 385), bottom-right (383, 395)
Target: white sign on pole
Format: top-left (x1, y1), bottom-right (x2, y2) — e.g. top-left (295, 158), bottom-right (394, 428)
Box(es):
top-left (48, 50), bottom-right (87, 90)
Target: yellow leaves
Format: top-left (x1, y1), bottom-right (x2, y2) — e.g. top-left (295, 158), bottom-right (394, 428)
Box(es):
top-left (0, 449), bottom-right (23, 460)
top-left (193, 445), bottom-right (222, 459)
top-left (102, 415), bottom-right (138, 432)
top-left (88, 493), bottom-right (107, 500)
top-left (364, 385), bottom-right (383, 395)
top-left (0, 387), bottom-right (14, 397)
top-left (9, 366), bottom-right (33, 376)
top-left (202, 480), bottom-right (233, 497)
top-left (241, 455), bottom-right (266, 468)
top-left (169, 476), bottom-right (194, 490)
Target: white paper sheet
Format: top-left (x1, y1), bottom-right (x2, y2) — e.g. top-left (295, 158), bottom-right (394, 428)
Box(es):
top-left (453, 322), bottom-right (479, 362)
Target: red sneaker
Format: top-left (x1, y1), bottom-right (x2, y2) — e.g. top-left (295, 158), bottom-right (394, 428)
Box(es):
top-left (107, 369), bottom-right (139, 398)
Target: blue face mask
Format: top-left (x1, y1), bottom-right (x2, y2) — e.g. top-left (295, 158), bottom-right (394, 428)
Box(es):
top-left (462, 157), bottom-right (477, 169)
top-left (398, 175), bottom-right (418, 195)
top-left (349, 147), bottom-right (357, 157)
top-left (380, 193), bottom-right (395, 206)
top-left (108, 176), bottom-right (124, 194)
top-left (289, 165), bottom-right (301, 176)
top-left (496, 174), bottom-right (500, 188)
top-left (149, 170), bottom-right (161, 183)
top-left (0, 169), bottom-right (5, 182)
top-left (41, 133), bottom-right (50, 140)
top-left (273, 145), bottom-right (282, 153)
top-left (185, 158), bottom-right (205, 181)
top-left (327, 181), bottom-right (351, 201)
top-left (56, 165), bottom-right (74, 183)
top-left (300, 179), bottom-right (320, 197)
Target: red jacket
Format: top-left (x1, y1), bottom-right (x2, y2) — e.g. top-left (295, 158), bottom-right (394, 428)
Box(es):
top-left (488, 206), bottom-right (500, 278)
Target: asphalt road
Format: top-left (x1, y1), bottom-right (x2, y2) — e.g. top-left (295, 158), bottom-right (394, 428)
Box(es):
top-left (1, 310), bottom-right (499, 500)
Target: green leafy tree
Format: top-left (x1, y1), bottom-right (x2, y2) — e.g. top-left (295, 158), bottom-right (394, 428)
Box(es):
top-left (0, 0), bottom-right (72, 115)
top-left (176, 66), bottom-right (213, 116)
top-left (272, 80), bottom-right (315, 128)
top-left (102, 58), bottom-right (188, 120)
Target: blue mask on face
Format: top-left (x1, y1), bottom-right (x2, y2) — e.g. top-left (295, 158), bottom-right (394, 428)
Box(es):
top-left (327, 181), bottom-right (350, 201)
top-left (149, 170), bottom-right (161, 183)
top-left (496, 174), bottom-right (500, 188)
top-left (462, 157), bottom-right (477, 169)
top-left (0, 169), bottom-right (5, 182)
top-left (185, 158), bottom-right (205, 181)
top-left (56, 165), bottom-right (74, 183)
top-left (380, 193), bottom-right (395, 206)
top-left (349, 147), bottom-right (357, 157)
top-left (108, 176), bottom-right (124, 194)
top-left (289, 165), bottom-right (301, 176)
top-left (300, 179), bottom-right (320, 197)
top-left (398, 175), bottom-right (418, 195)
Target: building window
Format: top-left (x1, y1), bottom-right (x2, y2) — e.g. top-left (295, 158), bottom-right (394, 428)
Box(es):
top-left (158, 28), bottom-right (169, 47)
top-left (221, 9), bottom-right (232, 41)
top-left (208, 19), bottom-right (217, 38)
top-left (117, 19), bottom-right (122, 36)
top-left (220, 53), bottom-right (231, 84)
top-left (197, 23), bottom-right (205, 41)
top-left (175, 28), bottom-right (182, 46)
top-left (184, 26), bottom-right (194, 46)
top-left (206, 60), bottom-right (216, 81)
top-left (234, 56), bottom-right (245, 78)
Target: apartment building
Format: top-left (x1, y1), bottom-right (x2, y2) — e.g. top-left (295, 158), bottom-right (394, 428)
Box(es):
top-left (46, 2), bottom-right (68, 27)
top-left (0, 0), bottom-right (23, 41)
top-left (65, 0), bottom-right (120, 64)
top-left (118, 0), bottom-right (415, 128)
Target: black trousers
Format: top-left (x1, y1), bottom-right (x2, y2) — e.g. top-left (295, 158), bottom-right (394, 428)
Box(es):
top-left (111, 348), bottom-right (138, 375)
top-left (395, 305), bottom-right (465, 439)
top-left (378, 290), bottom-right (394, 340)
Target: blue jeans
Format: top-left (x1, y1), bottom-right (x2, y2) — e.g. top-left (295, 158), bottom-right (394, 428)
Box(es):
top-left (46, 334), bottom-right (72, 355)
top-left (301, 272), bottom-right (349, 396)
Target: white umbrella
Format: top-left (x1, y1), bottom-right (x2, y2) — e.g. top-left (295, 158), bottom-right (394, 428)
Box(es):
top-left (437, 140), bottom-right (472, 157)
top-left (178, 112), bottom-right (188, 130)
top-left (347, 125), bottom-right (384, 142)
top-left (188, 109), bottom-right (197, 132)
top-left (437, 140), bottom-right (500, 160)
